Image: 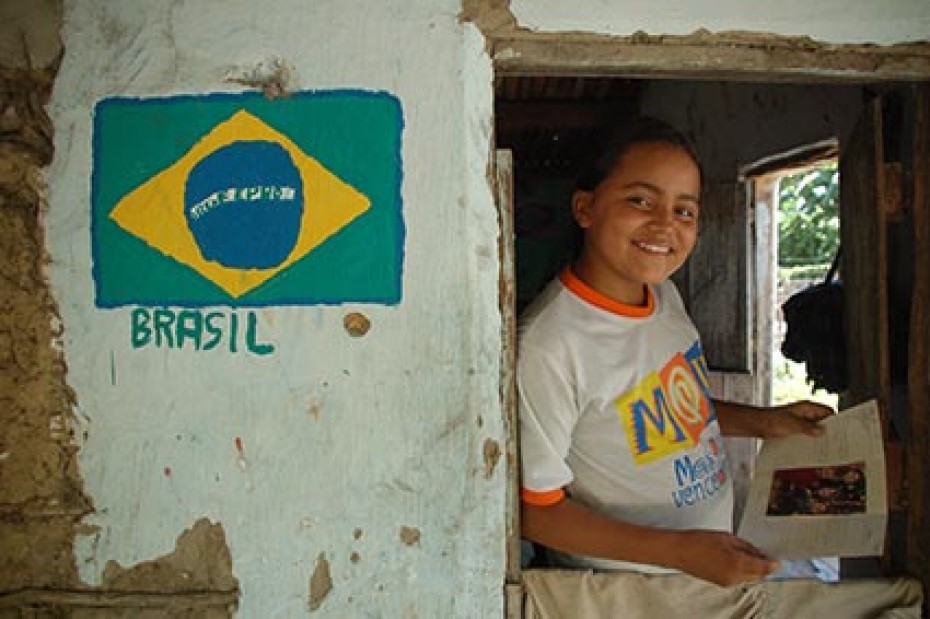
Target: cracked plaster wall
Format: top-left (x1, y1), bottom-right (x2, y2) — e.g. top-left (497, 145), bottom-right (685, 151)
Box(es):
top-left (5, 0), bottom-right (930, 617)
top-left (509, 0), bottom-right (930, 45)
top-left (0, 2), bottom-right (239, 617)
top-left (41, 0), bottom-right (505, 617)
top-left (0, 0), bottom-right (88, 601)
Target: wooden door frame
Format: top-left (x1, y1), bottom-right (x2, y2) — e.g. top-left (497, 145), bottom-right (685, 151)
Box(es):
top-left (469, 2), bottom-right (930, 614)
top-left (908, 85), bottom-right (930, 599)
top-left (463, 1), bottom-right (930, 83)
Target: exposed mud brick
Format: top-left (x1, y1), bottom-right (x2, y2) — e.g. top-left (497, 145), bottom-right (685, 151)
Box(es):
top-left (0, 519), bottom-right (78, 590)
top-left (0, 68), bottom-right (88, 594)
top-left (101, 519), bottom-right (239, 595)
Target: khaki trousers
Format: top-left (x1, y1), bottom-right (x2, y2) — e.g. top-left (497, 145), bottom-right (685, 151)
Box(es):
top-left (522, 570), bottom-right (923, 619)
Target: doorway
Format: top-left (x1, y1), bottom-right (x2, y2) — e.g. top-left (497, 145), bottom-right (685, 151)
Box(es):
top-left (493, 75), bottom-right (923, 599)
top-left (472, 10), bottom-right (930, 612)
top-left (742, 145), bottom-right (842, 410)
top-left (495, 76), bottom-right (864, 395)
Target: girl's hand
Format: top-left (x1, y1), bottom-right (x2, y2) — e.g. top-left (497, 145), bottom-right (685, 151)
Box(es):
top-left (672, 530), bottom-right (780, 587)
top-left (759, 401), bottom-right (833, 439)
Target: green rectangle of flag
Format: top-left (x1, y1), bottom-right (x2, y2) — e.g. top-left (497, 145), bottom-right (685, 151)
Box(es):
top-left (92, 90), bottom-right (404, 307)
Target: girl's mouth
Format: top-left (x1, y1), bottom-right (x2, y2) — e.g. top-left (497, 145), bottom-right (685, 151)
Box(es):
top-left (633, 240), bottom-right (673, 255)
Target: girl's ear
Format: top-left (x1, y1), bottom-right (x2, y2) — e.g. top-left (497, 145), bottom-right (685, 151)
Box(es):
top-left (572, 190), bottom-right (594, 229)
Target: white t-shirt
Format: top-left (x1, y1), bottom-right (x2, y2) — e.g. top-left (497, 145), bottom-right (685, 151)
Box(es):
top-left (519, 269), bottom-right (734, 572)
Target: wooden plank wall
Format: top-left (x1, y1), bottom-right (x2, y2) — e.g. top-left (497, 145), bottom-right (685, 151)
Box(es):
top-left (838, 97), bottom-right (908, 575)
top-left (840, 98), bottom-right (890, 414)
top-left (678, 181), bottom-right (750, 372)
top-left (907, 86), bottom-right (930, 606)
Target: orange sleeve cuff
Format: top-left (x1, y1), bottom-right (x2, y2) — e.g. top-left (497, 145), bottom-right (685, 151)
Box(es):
top-left (521, 487), bottom-right (566, 506)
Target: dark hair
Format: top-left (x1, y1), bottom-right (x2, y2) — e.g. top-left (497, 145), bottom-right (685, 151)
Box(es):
top-left (574, 116), bottom-right (703, 192)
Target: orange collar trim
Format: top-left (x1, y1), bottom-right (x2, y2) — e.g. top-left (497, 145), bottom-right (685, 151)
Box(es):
top-left (559, 268), bottom-right (655, 318)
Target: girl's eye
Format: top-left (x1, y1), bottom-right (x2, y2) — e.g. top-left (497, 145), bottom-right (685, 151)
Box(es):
top-left (675, 206), bottom-right (697, 220)
top-left (627, 196), bottom-right (651, 209)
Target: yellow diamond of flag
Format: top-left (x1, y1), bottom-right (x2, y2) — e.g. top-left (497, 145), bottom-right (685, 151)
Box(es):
top-left (109, 109), bottom-right (371, 298)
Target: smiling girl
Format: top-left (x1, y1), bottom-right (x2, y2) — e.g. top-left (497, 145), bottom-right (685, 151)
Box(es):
top-left (518, 116), bottom-right (832, 587)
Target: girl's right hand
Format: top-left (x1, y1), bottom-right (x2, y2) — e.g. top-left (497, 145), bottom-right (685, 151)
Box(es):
top-left (671, 529), bottom-right (780, 587)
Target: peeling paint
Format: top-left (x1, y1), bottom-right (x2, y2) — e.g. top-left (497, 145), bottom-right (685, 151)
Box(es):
top-left (0, 65), bottom-right (91, 593)
top-left (343, 312), bottom-right (371, 337)
top-left (308, 396), bottom-right (322, 421)
top-left (509, 0), bottom-right (930, 46)
top-left (483, 438), bottom-right (501, 480)
top-left (234, 436), bottom-right (247, 471)
top-left (308, 552), bottom-right (332, 612)
top-left (224, 57), bottom-right (295, 100)
top-left (399, 526), bottom-right (421, 547)
top-left (101, 518), bottom-right (238, 595)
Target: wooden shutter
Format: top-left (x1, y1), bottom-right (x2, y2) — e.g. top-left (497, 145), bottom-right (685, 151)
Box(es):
top-left (674, 180), bottom-right (750, 372)
top-left (840, 97), bottom-right (890, 411)
top-left (907, 86), bottom-right (930, 597)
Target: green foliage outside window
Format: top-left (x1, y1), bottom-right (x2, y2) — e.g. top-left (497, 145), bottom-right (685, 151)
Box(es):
top-left (774, 160), bottom-right (841, 405)
top-left (777, 163), bottom-right (839, 279)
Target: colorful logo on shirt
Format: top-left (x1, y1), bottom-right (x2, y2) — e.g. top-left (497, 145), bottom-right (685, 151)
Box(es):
top-left (670, 437), bottom-right (728, 508)
top-left (615, 340), bottom-right (715, 465)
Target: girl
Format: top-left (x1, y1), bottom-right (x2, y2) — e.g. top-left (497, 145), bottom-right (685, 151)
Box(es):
top-left (518, 116), bottom-right (832, 587)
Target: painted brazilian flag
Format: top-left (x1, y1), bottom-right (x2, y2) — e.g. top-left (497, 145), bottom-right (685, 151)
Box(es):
top-left (92, 90), bottom-right (404, 307)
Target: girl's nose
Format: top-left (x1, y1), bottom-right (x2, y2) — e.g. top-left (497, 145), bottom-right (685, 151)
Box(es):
top-left (650, 204), bottom-right (675, 227)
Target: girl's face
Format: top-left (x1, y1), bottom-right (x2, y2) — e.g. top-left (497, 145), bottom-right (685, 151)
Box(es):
top-left (572, 141), bottom-right (701, 305)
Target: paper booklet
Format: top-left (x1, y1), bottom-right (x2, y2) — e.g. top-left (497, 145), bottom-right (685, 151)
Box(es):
top-left (737, 399), bottom-right (887, 560)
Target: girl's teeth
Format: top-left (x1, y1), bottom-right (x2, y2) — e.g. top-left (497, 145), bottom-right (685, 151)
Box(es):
top-left (636, 241), bottom-right (671, 254)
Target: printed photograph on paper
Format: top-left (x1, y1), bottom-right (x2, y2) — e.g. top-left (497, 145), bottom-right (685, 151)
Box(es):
top-left (737, 400), bottom-right (886, 559)
top-left (765, 461), bottom-right (866, 517)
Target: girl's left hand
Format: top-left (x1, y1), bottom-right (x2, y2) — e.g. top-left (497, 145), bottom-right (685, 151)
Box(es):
top-left (760, 401), bottom-right (834, 439)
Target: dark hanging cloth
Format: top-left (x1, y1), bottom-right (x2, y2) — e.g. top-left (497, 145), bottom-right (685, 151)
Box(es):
top-left (780, 249), bottom-right (848, 393)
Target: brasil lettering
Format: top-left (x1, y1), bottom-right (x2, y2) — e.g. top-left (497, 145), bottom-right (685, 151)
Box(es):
top-left (131, 308), bottom-right (275, 356)
top-left (615, 340), bottom-right (715, 465)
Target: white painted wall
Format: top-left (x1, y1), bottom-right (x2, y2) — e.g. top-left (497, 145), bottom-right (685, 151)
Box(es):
top-left (45, 1), bottom-right (921, 616)
top-left (47, 1), bottom-right (503, 617)
top-left (511, 0), bottom-right (930, 45)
